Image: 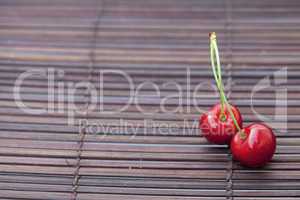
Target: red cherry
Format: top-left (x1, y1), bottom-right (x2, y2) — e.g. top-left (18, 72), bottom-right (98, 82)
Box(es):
top-left (199, 103), bottom-right (243, 145)
top-left (231, 123), bottom-right (276, 168)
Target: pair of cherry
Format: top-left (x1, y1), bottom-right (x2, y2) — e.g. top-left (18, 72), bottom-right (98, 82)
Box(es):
top-left (199, 33), bottom-right (276, 168)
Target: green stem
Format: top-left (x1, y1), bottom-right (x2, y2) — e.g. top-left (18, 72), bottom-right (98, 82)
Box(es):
top-left (209, 32), bottom-right (241, 131)
top-left (219, 85), bottom-right (241, 132)
top-left (210, 34), bottom-right (225, 117)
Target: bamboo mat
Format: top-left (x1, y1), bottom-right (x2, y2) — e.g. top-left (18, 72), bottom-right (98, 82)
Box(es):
top-left (0, 0), bottom-right (300, 199)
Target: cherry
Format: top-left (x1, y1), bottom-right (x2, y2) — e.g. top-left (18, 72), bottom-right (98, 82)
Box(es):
top-left (200, 103), bottom-right (242, 144)
top-left (231, 123), bottom-right (276, 168)
top-left (199, 32), bottom-right (243, 145)
top-left (203, 32), bottom-right (276, 168)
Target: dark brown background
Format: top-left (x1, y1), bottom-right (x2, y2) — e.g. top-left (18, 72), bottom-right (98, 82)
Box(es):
top-left (0, 0), bottom-right (299, 199)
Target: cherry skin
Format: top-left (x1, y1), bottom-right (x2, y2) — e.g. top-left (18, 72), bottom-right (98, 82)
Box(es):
top-left (199, 103), bottom-right (243, 145)
top-left (231, 123), bottom-right (276, 168)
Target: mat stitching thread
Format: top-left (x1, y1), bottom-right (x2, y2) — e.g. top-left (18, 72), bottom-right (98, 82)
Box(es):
top-left (71, 1), bottom-right (104, 199)
top-left (225, 0), bottom-right (234, 199)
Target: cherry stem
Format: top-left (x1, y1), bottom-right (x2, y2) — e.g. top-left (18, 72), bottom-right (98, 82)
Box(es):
top-left (209, 32), bottom-right (242, 132)
top-left (210, 33), bottom-right (225, 118)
